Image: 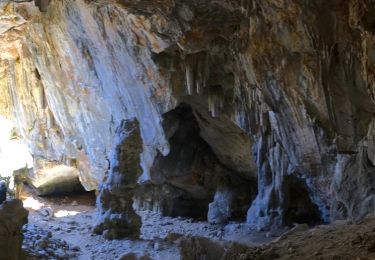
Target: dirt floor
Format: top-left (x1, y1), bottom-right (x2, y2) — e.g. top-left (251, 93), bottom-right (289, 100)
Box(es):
top-left (20, 188), bottom-right (375, 260)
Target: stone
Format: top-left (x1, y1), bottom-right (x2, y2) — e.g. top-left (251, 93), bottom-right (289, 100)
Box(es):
top-left (0, 0), bottom-right (375, 235)
top-left (34, 0), bottom-right (50, 12)
top-left (117, 252), bottom-right (151, 260)
top-left (0, 180), bottom-right (7, 204)
top-left (145, 105), bottom-right (254, 220)
top-left (178, 236), bottom-right (227, 260)
top-left (165, 232), bottom-right (183, 242)
top-left (178, 236), bottom-right (263, 260)
top-left (28, 160), bottom-right (84, 196)
top-left (0, 199), bottom-right (28, 260)
top-left (38, 207), bottom-right (53, 220)
top-left (153, 241), bottom-right (161, 251)
top-left (94, 119), bottom-right (143, 239)
top-left (208, 185), bottom-right (235, 224)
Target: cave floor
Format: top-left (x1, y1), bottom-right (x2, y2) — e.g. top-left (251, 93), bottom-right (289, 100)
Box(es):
top-left (20, 189), bottom-right (375, 259)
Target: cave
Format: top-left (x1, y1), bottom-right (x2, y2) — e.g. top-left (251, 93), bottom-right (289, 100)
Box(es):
top-left (144, 103), bottom-right (254, 221)
top-left (282, 175), bottom-right (322, 226)
top-left (1, 0), bottom-right (375, 259)
top-left (149, 104), bottom-right (217, 219)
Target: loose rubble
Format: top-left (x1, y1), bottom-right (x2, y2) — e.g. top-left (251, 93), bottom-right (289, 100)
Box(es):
top-left (18, 192), bottom-right (375, 260)
top-left (23, 224), bottom-right (80, 259)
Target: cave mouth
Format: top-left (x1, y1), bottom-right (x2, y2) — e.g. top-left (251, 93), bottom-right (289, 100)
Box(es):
top-left (140, 103), bottom-right (254, 222)
top-left (37, 185), bottom-right (88, 198)
top-left (16, 180), bottom-right (96, 213)
top-left (283, 175), bottom-right (323, 227)
top-left (147, 103), bottom-right (218, 220)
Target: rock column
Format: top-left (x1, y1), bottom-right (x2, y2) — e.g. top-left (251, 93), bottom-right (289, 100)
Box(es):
top-left (0, 199), bottom-right (28, 260)
top-left (94, 119), bottom-right (143, 239)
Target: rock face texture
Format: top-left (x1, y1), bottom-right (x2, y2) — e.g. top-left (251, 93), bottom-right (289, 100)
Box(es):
top-left (95, 119), bottom-right (143, 239)
top-left (0, 0), bottom-right (375, 235)
top-left (0, 199), bottom-right (28, 260)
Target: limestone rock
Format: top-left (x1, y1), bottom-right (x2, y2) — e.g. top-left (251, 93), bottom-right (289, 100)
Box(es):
top-left (95, 119), bottom-right (143, 239)
top-left (208, 186), bottom-right (234, 224)
top-left (331, 145), bottom-right (375, 220)
top-left (1, 0), bottom-right (375, 233)
top-left (34, 0), bottom-right (50, 12)
top-left (23, 224), bottom-right (80, 259)
top-left (178, 236), bottom-right (227, 260)
top-left (0, 199), bottom-right (28, 260)
top-left (178, 236), bottom-right (263, 260)
top-left (148, 105), bottom-right (254, 220)
top-left (117, 252), bottom-right (151, 260)
top-left (28, 160), bottom-right (83, 196)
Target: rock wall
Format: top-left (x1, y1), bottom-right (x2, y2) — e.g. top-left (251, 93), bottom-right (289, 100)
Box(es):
top-left (0, 0), bottom-right (375, 235)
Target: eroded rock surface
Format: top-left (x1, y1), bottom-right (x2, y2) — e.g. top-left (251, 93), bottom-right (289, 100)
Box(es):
top-left (95, 119), bottom-right (143, 239)
top-left (0, 199), bottom-right (28, 260)
top-left (0, 0), bottom-right (375, 236)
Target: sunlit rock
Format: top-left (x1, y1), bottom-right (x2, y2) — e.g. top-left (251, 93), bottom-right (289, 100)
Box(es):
top-left (28, 161), bottom-right (83, 196)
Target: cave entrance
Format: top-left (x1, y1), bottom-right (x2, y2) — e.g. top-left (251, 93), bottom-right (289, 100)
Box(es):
top-left (11, 163), bottom-right (96, 218)
top-left (0, 114), bottom-right (96, 213)
top-left (282, 175), bottom-right (323, 226)
top-left (148, 104), bottom-right (215, 220)
top-left (18, 178), bottom-right (96, 218)
top-left (136, 103), bottom-right (255, 223)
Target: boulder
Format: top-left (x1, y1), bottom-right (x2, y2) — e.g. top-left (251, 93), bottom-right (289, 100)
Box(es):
top-left (0, 180), bottom-right (6, 204)
top-left (178, 236), bottom-right (227, 260)
top-left (117, 252), bottom-right (151, 260)
top-left (178, 236), bottom-right (263, 260)
top-left (0, 199), bottom-right (28, 260)
top-left (208, 186), bottom-right (234, 224)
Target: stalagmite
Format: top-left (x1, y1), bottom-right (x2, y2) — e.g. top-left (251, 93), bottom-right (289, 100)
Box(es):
top-left (0, 1), bottom-right (375, 258)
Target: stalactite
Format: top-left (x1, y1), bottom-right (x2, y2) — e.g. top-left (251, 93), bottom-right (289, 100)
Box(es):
top-left (195, 53), bottom-right (211, 95)
top-left (208, 85), bottom-right (224, 117)
top-left (203, 53), bottom-right (210, 87)
top-left (185, 58), bottom-right (194, 96)
top-left (195, 60), bottom-right (202, 95)
top-left (208, 94), bottom-right (215, 117)
top-left (196, 79), bottom-right (202, 94)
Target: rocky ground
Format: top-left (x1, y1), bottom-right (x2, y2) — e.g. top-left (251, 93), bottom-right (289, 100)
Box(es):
top-left (22, 190), bottom-right (264, 260)
top-left (19, 189), bottom-right (375, 260)
top-left (23, 224), bottom-right (80, 259)
top-left (22, 190), bottom-right (181, 260)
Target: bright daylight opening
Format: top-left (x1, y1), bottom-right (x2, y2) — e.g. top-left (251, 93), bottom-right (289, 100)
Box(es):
top-left (0, 115), bottom-right (33, 187)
